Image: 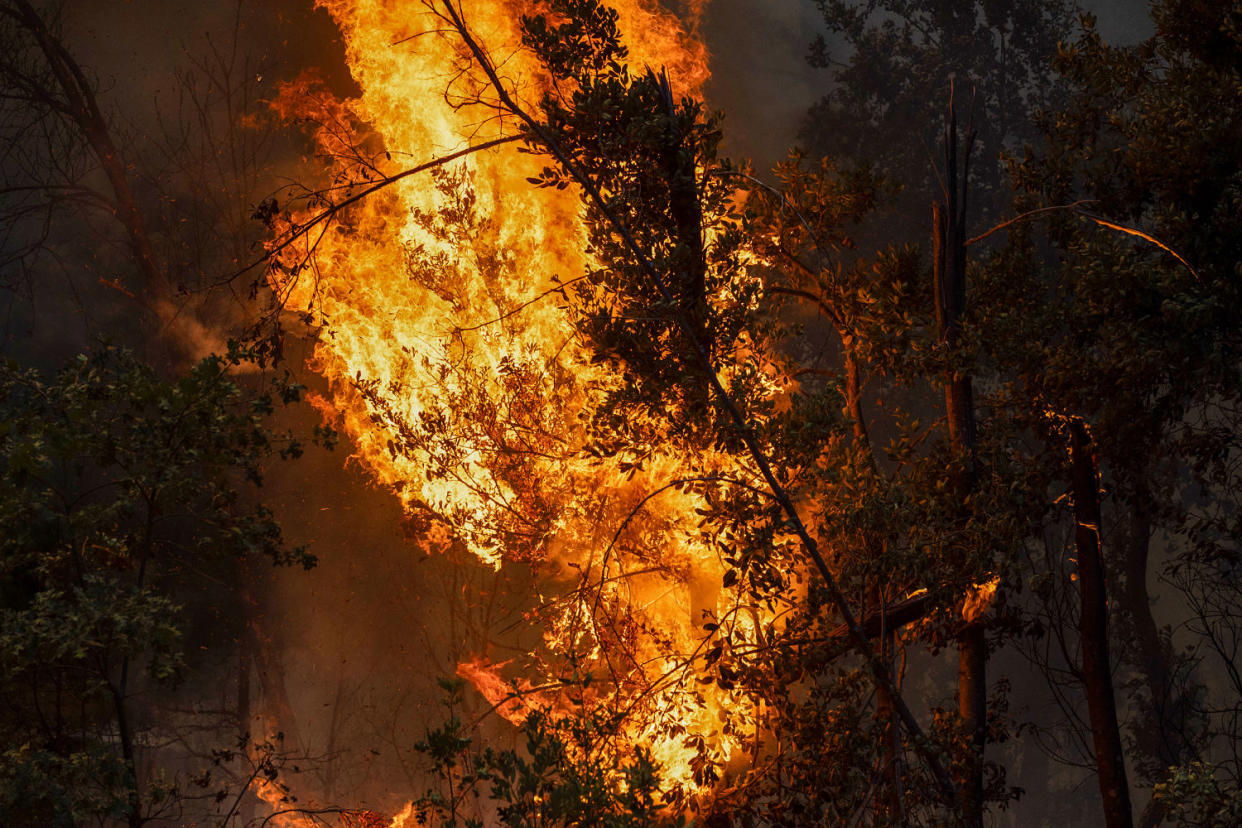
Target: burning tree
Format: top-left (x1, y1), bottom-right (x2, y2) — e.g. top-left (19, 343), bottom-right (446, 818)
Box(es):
top-left (263, 0), bottom-right (1020, 822)
top-left (2, 0), bottom-right (1234, 825)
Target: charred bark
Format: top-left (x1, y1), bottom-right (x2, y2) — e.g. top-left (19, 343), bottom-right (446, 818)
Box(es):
top-left (109, 671), bottom-right (144, 828)
top-left (650, 67), bottom-right (711, 415)
top-left (651, 68), bottom-right (707, 348)
top-left (933, 98), bottom-right (985, 827)
top-left (827, 591), bottom-right (934, 642)
top-left (1112, 509), bottom-right (1198, 828)
top-left (1070, 419), bottom-right (1133, 828)
top-left (1115, 510), bottom-right (1196, 767)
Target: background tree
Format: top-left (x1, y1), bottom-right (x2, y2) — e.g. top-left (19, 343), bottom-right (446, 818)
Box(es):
top-left (0, 343), bottom-right (320, 826)
top-left (802, 0), bottom-right (1076, 234)
top-left (0, 0), bottom-right (175, 335)
top-left (0, 5), bottom-right (354, 818)
top-left (0, 0), bottom-right (317, 362)
top-left (977, 3), bottom-right (1242, 823)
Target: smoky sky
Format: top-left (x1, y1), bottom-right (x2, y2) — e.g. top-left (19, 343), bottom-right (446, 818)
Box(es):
top-left (67, 0), bottom-right (349, 105)
top-left (700, 0), bottom-right (1154, 168)
top-left (60, 0), bottom-right (1154, 175)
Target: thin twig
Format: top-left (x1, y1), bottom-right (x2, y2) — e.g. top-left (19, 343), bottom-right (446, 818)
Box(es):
top-left (453, 274), bottom-right (589, 332)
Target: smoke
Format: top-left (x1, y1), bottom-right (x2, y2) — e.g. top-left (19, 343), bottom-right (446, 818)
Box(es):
top-left (699, 0), bottom-right (1153, 171)
top-left (700, 0), bottom-right (823, 168)
top-left (254, 370), bottom-right (535, 813)
top-left (0, 0), bottom-right (353, 365)
top-left (1081, 0), bottom-right (1156, 42)
top-left (0, 0), bottom-right (1161, 822)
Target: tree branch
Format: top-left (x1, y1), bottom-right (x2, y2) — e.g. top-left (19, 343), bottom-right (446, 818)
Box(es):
top-left (438, 0), bottom-right (956, 804)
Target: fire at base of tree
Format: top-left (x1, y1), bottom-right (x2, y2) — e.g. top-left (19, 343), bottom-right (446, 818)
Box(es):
top-left (1, 0), bottom-right (1241, 826)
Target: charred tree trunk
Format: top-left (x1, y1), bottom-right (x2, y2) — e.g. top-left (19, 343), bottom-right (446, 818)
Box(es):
top-left (933, 102), bottom-right (985, 828)
top-left (248, 613), bottom-right (304, 756)
top-left (110, 672), bottom-right (145, 828)
top-left (1116, 509), bottom-right (1195, 758)
top-left (653, 68), bottom-right (706, 336)
top-left (236, 562), bottom-right (257, 827)
top-left (1069, 420), bottom-right (1133, 828)
top-left (875, 616), bottom-right (905, 821)
top-left (651, 68), bottom-right (710, 408)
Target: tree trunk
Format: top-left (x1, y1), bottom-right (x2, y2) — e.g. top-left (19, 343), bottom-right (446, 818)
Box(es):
top-left (933, 99), bottom-right (985, 826)
top-left (844, 349), bottom-right (873, 451)
top-left (652, 68), bottom-right (709, 363)
top-left (111, 668), bottom-right (145, 828)
top-left (1070, 419), bottom-right (1133, 828)
top-left (845, 338), bottom-right (903, 814)
top-left (236, 579), bottom-right (256, 827)
top-left (876, 621), bottom-right (905, 821)
top-left (1116, 509), bottom-right (1195, 764)
top-left (1112, 507), bottom-right (1198, 828)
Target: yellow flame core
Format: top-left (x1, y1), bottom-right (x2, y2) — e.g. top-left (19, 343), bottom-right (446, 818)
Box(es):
top-left (275, 0), bottom-right (771, 800)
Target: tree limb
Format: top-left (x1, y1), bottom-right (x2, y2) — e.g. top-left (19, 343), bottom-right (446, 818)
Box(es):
top-left (438, 0), bottom-right (957, 804)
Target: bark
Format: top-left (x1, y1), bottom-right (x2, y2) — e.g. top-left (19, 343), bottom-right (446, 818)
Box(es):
top-left (827, 591), bottom-right (933, 641)
top-left (248, 616), bottom-right (304, 754)
top-left (110, 680), bottom-right (144, 828)
top-left (845, 329), bottom-right (901, 813)
top-left (844, 349), bottom-right (872, 450)
top-left (876, 623), bottom-right (905, 821)
top-left (955, 624), bottom-right (987, 824)
top-left (651, 68), bottom-right (707, 342)
top-left (1113, 509), bottom-right (1197, 828)
top-left (933, 100), bottom-right (985, 827)
top-left (238, 644), bottom-right (251, 743)
top-left (651, 67), bottom-right (710, 414)
top-left (845, 345), bottom-right (903, 814)
top-left (1070, 420), bottom-right (1133, 828)
top-left (235, 650), bottom-right (254, 825)
top-left (237, 573), bottom-right (256, 827)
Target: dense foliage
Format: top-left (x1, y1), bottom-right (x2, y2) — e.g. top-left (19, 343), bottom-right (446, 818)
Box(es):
top-left (0, 345), bottom-right (319, 826)
top-left (411, 678), bottom-right (669, 828)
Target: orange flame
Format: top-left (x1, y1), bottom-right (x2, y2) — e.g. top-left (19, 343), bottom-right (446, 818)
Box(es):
top-left (271, 0), bottom-right (778, 800)
top-left (456, 656), bottom-right (543, 724)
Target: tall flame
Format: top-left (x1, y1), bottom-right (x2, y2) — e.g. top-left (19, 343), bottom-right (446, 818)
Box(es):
top-left (271, 0), bottom-right (773, 801)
